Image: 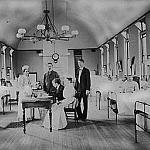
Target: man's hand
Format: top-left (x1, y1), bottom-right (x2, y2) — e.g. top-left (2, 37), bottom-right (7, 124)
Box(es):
top-left (86, 90), bottom-right (90, 96)
top-left (57, 101), bottom-right (61, 105)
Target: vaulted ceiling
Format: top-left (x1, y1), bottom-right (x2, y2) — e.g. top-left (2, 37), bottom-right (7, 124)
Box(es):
top-left (0, 0), bottom-right (150, 49)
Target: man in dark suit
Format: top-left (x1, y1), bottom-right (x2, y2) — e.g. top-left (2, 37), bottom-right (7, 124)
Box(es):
top-left (52, 78), bottom-right (64, 101)
top-left (52, 78), bottom-right (64, 102)
top-left (75, 59), bottom-right (91, 121)
top-left (43, 62), bottom-right (59, 96)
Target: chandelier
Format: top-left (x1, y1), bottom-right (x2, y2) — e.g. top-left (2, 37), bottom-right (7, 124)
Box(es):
top-left (16, 0), bottom-right (79, 43)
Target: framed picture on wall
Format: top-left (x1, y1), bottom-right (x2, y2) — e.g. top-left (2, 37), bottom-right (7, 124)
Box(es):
top-left (29, 72), bottom-right (37, 85)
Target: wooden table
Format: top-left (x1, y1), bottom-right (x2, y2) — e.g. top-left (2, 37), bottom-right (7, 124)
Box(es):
top-left (22, 96), bottom-right (54, 134)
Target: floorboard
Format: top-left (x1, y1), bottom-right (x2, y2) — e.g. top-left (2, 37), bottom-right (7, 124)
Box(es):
top-left (0, 97), bottom-right (150, 150)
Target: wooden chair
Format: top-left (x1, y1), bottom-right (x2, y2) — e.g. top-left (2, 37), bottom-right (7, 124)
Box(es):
top-left (64, 98), bottom-right (78, 124)
top-left (8, 91), bottom-right (19, 110)
top-left (1, 94), bottom-right (10, 114)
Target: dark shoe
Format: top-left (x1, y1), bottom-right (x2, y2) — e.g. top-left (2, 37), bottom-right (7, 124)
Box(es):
top-left (81, 118), bottom-right (86, 121)
top-left (76, 117), bottom-right (82, 120)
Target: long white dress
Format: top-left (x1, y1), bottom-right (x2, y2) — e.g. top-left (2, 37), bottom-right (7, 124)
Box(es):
top-left (42, 83), bottom-right (75, 130)
top-left (17, 75), bottom-right (40, 121)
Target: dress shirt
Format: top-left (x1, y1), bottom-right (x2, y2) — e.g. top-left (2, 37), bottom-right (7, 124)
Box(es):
top-left (56, 85), bottom-right (60, 91)
top-left (78, 68), bottom-right (83, 83)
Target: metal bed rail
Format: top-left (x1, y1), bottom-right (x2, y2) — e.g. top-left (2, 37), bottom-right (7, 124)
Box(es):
top-left (134, 101), bottom-right (150, 143)
top-left (96, 90), bottom-right (101, 110)
top-left (107, 91), bottom-right (118, 124)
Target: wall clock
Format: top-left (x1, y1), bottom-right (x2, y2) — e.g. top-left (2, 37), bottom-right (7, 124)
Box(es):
top-left (52, 52), bottom-right (59, 63)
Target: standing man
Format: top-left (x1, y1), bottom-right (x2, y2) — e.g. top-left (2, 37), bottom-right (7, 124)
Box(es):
top-left (43, 63), bottom-right (59, 96)
top-left (75, 59), bottom-right (91, 121)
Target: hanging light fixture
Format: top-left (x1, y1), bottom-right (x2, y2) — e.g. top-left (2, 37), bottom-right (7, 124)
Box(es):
top-left (16, 0), bottom-right (79, 43)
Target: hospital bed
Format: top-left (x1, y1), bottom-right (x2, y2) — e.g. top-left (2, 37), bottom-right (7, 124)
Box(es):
top-left (134, 101), bottom-right (150, 143)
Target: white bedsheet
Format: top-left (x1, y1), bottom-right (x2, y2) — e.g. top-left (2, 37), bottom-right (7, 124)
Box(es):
top-left (117, 89), bottom-right (150, 115)
top-left (90, 75), bottom-right (119, 100)
top-left (116, 90), bottom-right (150, 131)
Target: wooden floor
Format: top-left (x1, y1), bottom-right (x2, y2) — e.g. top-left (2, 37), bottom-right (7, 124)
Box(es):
top-left (0, 96), bottom-right (150, 150)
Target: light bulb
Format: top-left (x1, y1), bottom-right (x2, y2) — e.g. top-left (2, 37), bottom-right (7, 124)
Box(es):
top-left (16, 33), bottom-right (23, 38)
top-left (61, 25), bottom-right (70, 32)
top-left (71, 30), bottom-right (79, 36)
top-left (37, 25), bottom-right (45, 30)
top-left (18, 28), bottom-right (26, 34)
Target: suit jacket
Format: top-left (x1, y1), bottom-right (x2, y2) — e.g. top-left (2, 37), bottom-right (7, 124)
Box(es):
top-left (43, 70), bottom-right (59, 94)
top-left (55, 84), bottom-right (65, 101)
top-left (75, 67), bottom-right (91, 92)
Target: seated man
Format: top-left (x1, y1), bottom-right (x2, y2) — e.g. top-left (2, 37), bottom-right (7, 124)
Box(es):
top-left (52, 78), bottom-right (64, 102)
top-left (123, 75), bottom-right (139, 93)
top-left (42, 78), bottom-right (75, 130)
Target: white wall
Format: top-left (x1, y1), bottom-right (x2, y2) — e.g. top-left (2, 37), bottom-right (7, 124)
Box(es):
top-left (129, 25), bottom-right (140, 76)
top-left (68, 49), bottom-right (100, 77)
top-left (15, 51), bottom-right (43, 82)
top-left (68, 50), bottom-right (75, 78)
top-left (82, 50), bottom-right (100, 74)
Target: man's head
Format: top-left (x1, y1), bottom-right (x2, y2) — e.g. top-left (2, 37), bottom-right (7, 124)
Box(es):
top-left (127, 75), bottom-right (133, 82)
top-left (48, 63), bottom-right (53, 71)
top-left (52, 78), bottom-right (61, 88)
top-left (142, 76), bottom-right (146, 81)
top-left (122, 76), bottom-right (127, 82)
top-left (78, 58), bottom-right (84, 69)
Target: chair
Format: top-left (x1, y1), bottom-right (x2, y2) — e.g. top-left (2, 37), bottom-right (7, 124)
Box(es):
top-left (1, 94), bottom-right (10, 114)
top-left (8, 91), bottom-right (19, 110)
top-left (64, 98), bottom-right (78, 124)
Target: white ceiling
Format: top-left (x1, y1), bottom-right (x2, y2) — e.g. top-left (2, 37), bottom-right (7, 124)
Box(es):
top-left (0, 0), bottom-right (150, 48)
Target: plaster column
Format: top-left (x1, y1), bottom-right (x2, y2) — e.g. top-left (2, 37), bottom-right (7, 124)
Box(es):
top-left (1, 45), bottom-right (7, 79)
top-left (121, 31), bottom-right (128, 76)
top-left (10, 49), bottom-right (14, 80)
top-left (112, 38), bottom-right (118, 77)
top-left (100, 47), bottom-right (104, 76)
top-left (138, 29), bottom-right (142, 78)
top-left (105, 43), bottom-right (110, 75)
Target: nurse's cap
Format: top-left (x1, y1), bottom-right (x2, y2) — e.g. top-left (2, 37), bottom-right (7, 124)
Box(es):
top-left (22, 65), bottom-right (29, 71)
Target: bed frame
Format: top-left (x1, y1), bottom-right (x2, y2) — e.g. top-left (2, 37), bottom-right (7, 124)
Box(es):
top-left (134, 101), bottom-right (150, 143)
top-left (107, 91), bottom-right (118, 124)
top-left (96, 91), bottom-right (101, 110)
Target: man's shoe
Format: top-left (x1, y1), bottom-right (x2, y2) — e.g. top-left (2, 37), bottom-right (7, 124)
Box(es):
top-left (81, 118), bottom-right (86, 121)
top-left (76, 117), bottom-right (82, 120)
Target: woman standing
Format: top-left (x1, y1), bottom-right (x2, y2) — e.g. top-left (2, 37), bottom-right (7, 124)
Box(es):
top-left (17, 65), bottom-right (40, 121)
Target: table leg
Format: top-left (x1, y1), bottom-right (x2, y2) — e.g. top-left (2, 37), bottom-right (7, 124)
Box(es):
top-left (23, 108), bottom-right (26, 134)
top-left (49, 107), bottom-right (52, 132)
top-left (2, 97), bottom-right (5, 115)
top-left (99, 92), bottom-right (101, 110)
